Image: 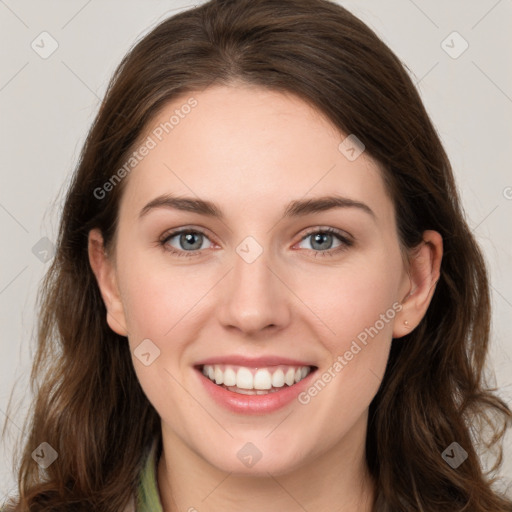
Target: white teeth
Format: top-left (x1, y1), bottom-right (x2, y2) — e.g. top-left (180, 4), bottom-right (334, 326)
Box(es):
top-left (201, 364), bottom-right (312, 392)
top-left (223, 367), bottom-right (237, 386)
top-left (272, 369), bottom-right (285, 388)
top-left (236, 367), bottom-right (254, 389)
top-left (285, 368), bottom-right (295, 386)
top-left (253, 369), bottom-right (272, 390)
top-left (214, 367), bottom-right (223, 385)
top-left (234, 388), bottom-right (256, 395)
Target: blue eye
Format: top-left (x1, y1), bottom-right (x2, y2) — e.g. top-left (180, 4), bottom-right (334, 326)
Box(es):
top-left (296, 227), bottom-right (353, 257)
top-left (160, 229), bottom-right (212, 257)
top-left (159, 227), bottom-right (352, 258)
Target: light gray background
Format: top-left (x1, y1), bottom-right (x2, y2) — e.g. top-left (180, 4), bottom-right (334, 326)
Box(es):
top-left (1, 0), bottom-right (511, 501)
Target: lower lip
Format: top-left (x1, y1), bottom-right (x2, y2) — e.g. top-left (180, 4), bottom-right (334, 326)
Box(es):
top-left (195, 367), bottom-right (317, 415)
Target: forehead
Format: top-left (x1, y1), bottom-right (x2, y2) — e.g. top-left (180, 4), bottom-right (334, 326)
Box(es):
top-left (119, 85), bottom-right (393, 225)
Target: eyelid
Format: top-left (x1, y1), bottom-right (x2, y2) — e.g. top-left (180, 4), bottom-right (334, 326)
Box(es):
top-left (297, 225), bottom-right (353, 243)
top-left (159, 225), bottom-right (213, 242)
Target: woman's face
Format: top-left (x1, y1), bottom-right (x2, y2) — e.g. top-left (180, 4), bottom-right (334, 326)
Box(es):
top-left (93, 84), bottom-right (417, 475)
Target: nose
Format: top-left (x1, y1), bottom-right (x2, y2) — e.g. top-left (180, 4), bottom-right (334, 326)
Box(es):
top-left (216, 242), bottom-right (292, 337)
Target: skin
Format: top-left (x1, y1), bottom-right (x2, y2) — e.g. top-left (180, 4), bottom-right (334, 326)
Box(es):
top-left (88, 84), bottom-right (442, 512)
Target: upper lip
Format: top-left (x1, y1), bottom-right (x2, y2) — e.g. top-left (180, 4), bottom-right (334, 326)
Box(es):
top-left (195, 355), bottom-right (317, 368)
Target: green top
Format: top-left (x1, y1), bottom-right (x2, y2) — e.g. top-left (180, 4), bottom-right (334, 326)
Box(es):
top-left (1, 440), bottom-right (165, 512)
top-left (136, 437), bottom-right (164, 512)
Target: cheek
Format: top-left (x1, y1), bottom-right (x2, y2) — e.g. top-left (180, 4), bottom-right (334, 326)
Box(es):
top-left (118, 236), bottom-right (402, 355)
top-left (291, 256), bottom-right (401, 439)
top-left (115, 245), bottom-right (205, 424)
top-left (116, 245), bottom-right (210, 342)
top-left (291, 248), bottom-right (402, 415)
top-left (294, 251), bottom-right (402, 352)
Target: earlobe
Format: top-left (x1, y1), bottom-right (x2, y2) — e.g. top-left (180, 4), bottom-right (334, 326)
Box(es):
top-left (88, 228), bottom-right (128, 337)
top-left (393, 230), bottom-right (443, 338)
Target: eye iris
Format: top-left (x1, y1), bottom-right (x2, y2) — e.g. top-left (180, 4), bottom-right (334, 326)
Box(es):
top-left (181, 232), bottom-right (203, 250)
top-left (311, 232), bottom-right (333, 250)
top-left (168, 230), bottom-right (342, 253)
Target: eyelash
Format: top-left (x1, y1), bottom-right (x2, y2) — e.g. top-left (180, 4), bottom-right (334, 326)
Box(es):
top-left (158, 227), bottom-right (353, 259)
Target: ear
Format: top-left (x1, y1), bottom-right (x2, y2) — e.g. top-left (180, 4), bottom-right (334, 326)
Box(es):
top-left (393, 230), bottom-right (443, 338)
top-left (88, 228), bottom-right (128, 337)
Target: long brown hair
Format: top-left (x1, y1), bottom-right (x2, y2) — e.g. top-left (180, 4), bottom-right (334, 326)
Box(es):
top-left (3, 0), bottom-right (511, 510)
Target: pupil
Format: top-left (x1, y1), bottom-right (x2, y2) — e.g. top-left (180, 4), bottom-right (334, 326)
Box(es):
top-left (313, 233), bottom-right (331, 250)
top-left (182, 232), bottom-right (201, 250)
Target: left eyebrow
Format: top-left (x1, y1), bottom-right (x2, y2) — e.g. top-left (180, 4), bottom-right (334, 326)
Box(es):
top-left (139, 194), bottom-right (224, 219)
top-left (138, 193), bottom-right (375, 220)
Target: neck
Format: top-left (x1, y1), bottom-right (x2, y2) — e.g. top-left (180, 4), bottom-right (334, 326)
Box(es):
top-left (156, 414), bottom-right (375, 512)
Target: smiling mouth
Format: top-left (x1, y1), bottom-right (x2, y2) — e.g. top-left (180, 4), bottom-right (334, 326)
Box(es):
top-left (198, 364), bottom-right (318, 395)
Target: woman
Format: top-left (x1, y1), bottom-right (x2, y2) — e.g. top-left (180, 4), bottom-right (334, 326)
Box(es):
top-left (3, 0), bottom-right (511, 510)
